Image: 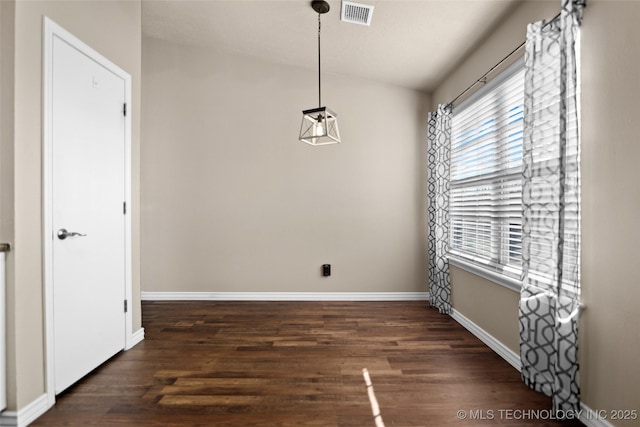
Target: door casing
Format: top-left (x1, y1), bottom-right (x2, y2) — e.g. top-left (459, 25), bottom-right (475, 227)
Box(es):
top-left (42, 16), bottom-right (133, 407)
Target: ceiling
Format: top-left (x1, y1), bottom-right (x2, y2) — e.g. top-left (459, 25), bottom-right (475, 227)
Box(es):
top-left (142, 0), bottom-right (521, 93)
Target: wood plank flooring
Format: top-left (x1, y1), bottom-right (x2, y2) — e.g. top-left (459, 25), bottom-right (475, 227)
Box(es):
top-left (33, 301), bottom-right (584, 426)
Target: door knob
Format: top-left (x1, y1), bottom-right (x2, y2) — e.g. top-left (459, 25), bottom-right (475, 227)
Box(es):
top-left (57, 228), bottom-right (87, 240)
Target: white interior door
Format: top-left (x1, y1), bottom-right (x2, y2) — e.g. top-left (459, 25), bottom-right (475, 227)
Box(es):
top-left (52, 35), bottom-right (126, 394)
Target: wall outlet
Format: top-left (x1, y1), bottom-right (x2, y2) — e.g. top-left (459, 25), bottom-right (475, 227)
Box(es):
top-left (322, 264), bottom-right (331, 277)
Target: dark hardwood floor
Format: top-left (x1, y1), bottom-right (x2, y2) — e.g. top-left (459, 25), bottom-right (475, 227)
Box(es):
top-left (33, 301), bottom-right (584, 426)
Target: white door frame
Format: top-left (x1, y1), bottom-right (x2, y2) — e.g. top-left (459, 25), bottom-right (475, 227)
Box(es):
top-left (42, 16), bottom-right (133, 407)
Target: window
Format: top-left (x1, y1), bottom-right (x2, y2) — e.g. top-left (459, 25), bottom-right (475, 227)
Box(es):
top-left (449, 62), bottom-right (525, 282)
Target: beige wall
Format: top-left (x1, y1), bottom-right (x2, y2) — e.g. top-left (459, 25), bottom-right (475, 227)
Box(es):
top-left (433, 0), bottom-right (640, 423)
top-left (580, 1), bottom-right (640, 422)
top-left (4, 0), bottom-right (141, 411)
top-left (0, 0), bottom-right (17, 412)
top-left (141, 37), bottom-right (429, 294)
top-left (450, 268), bottom-right (520, 352)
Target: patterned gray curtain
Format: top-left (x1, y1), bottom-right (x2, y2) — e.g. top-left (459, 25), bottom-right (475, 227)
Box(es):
top-left (519, 0), bottom-right (583, 414)
top-left (427, 104), bottom-right (452, 314)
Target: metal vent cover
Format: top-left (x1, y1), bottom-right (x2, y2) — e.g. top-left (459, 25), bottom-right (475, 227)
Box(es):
top-left (341, 1), bottom-right (374, 26)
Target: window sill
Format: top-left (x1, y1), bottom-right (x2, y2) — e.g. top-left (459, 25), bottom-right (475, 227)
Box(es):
top-left (448, 256), bottom-right (521, 293)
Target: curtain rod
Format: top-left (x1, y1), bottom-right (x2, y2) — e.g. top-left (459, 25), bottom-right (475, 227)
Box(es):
top-left (446, 12), bottom-right (561, 110)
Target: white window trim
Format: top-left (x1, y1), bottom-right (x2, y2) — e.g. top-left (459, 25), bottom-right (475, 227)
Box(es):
top-left (449, 255), bottom-right (521, 292)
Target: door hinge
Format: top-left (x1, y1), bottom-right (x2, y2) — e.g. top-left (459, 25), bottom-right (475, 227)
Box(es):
top-left (123, 102), bottom-right (127, 117)
top-left (124, 299), bottom-right (128, 313)
top-left (123, 201), bottom-right (127, 215)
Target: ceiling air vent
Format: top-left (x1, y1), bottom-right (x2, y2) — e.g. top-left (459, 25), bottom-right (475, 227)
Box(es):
top-left (341, 1), bottom-right (374, 26)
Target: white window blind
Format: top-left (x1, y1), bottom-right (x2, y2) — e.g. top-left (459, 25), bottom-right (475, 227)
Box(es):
top-left (449, 63), bottom-right (525, 279)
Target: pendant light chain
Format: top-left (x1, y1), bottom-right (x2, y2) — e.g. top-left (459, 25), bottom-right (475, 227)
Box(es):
top-left (318, 13), bottom-right (322, 109)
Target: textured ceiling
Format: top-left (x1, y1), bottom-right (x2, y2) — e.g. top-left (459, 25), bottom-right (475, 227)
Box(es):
top-left (142, 0), bottom-right (520, 93)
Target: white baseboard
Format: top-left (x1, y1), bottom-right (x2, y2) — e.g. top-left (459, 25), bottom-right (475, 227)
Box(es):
top-left (0, 393), bottom-right (51, 427)
top-left (449, 308), bottom-right (615, 427)
top-left (141, 291), bottom-right (429, 301)
top-left (126, 327), bottom-right (145, 350)
top-left (579, 403), bottom-right (617, 427)
top-left (0, 329), bottom-right (144, 426)
top-left (450, 308), bottom-right (521, 371)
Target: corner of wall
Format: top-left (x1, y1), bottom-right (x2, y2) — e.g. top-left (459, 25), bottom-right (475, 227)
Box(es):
top-left (0, 0), bottom-right (18, 413)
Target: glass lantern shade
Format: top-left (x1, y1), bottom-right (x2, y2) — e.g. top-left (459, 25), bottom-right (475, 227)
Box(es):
top-left (299, 107), bottom-right (341, 146)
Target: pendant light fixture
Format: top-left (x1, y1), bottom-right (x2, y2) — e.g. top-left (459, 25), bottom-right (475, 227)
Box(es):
top-left (299, 0), bottom-right (341, 146)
